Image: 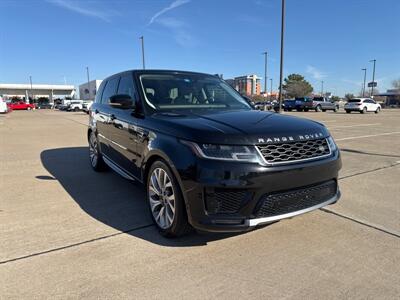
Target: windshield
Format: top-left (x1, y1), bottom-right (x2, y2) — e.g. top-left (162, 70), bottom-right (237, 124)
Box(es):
top-left (140, 73), bottom-right (251, 112)
top-left (348, 99), bottom-right (361, 103)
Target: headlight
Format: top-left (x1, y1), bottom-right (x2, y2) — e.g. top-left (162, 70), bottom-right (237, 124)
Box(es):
top-left (327, 136), bottom-right (337, 152)
top-left (181, 141), bottom-right (262, 163)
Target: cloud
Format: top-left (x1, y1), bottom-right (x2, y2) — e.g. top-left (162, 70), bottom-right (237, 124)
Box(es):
top-left (47, 0), bottom-right (118, 22)
top-left (306, 65), bottom-right (327, 80)
top-left (148, 0), bottom-right (190, 25)
top-left (155, 17), bottom-right (196, 47)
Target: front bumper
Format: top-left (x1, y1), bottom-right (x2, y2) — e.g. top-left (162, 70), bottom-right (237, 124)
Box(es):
top-left (178, 150), bottom-right (341, 232)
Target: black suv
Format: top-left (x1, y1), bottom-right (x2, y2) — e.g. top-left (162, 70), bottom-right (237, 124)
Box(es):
top-left (88, 70), bottom-right (341, 237)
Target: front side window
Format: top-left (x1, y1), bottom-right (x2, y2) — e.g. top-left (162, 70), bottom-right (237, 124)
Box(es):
top-left (117, 74), bottom-right (136, 98)
top-left (101, 77), bottom-right (119, 104)
top-left (140, 73), bottom-right (251, 112)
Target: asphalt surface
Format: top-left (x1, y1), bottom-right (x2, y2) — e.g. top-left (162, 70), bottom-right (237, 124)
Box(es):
top-left (1, 109), bottom-right (399, 299)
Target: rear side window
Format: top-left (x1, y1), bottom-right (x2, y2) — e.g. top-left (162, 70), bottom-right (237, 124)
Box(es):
top-left (348, 99), bottom-right (361, 103)
top-left (117, 74), bottom-right (136, 98)
top-left (101, 77), bottom-right (119, 104)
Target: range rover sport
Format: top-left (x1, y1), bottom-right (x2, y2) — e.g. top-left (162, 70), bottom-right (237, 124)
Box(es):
top-left (88, 70), bottom-right (341, 237)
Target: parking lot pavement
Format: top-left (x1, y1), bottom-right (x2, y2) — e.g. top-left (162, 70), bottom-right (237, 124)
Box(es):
top-left (1, 109), bottom-right (400, 299)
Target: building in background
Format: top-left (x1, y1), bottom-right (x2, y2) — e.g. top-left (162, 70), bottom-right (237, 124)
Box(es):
top-left (0, 83), bottom-right (75, 103)
top-left (375, 89), bottom-right (400, 106)
top-left (233, 75), bottom-right (261, 95)
top-left (79, 80), bottom-right (102, 101)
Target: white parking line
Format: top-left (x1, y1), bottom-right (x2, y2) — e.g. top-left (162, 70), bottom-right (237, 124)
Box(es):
top-left (336, 131), bottom-right (400, 141)
top-left (329, 123), bottom-right (381, 129)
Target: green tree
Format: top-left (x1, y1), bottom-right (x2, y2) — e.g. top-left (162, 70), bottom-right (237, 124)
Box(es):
top-left (282, 74), bottom-right (313, 98)
top-left (344, 93), bottom-right (355, 101)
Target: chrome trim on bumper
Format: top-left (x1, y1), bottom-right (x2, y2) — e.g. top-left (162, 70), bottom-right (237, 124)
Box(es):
top-left (246, 191), bottom-right (340, 227)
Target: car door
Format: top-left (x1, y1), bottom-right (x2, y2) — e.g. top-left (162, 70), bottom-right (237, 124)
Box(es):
top-left (106, 73), bottom-right (141, 178)
top-left (93, 76), bottom-right (120, 159)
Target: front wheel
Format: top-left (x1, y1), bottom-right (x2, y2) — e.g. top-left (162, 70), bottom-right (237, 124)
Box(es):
top-left (375, 107), bottom-right (380, 114)
top-left (89, 131), bottom-right (108, 171)
top-left (147, 160), bottom-right (191, 237)
top-left (334, 107), bottom-right (338, 112)
top-left (315, 105), bottom-right (322, 112)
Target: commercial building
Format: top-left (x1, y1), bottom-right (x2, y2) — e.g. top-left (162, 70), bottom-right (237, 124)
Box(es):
top-left (376, 89), bottom-right (400, 106)
top-left (0, 83), bottom-right (75, 102)
top-left (79, 80), bottom-right (102, 101)
top-left (233, 75), bottom-right (261, 95)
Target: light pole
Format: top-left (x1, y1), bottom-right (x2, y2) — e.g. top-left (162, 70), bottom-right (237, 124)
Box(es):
top-left (321, 80), bottom-right (324, 96)
top-left (262, 51), bottom-right (268, 94)
top-left (278, 0), bottom-right (285, 112)
top-left (361, 68), bottom-right (367, 97)
top-left (86, 67), bottom-right (91, 100)
top-left (270, 78), bottom-right (273, 101)
top-left (370, 59), bottom-right (376, 97)
top-left (29, 75), bottom-right (33, 103)
top-left (140, 36), bottom-right (146, 69)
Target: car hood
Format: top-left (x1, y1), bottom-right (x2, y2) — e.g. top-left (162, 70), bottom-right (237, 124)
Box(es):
top-left (148, 110), bottom-right (329, 145)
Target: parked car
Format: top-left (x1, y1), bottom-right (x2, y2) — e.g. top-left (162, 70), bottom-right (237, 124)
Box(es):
top-left (312, 97), bottom-right (339, 112)
top-left (37, 102), bottom-right (53, 109)
top-left (0, 96), bottom-right (9, 113)
top-left (344, 98), bottom-right (381, 114)
top-left (255, 101), bottom-right (273, 111)
top-left (67, 101), bottom-right (84, 111)
top-left (83, 101), bottom-right (93, 114)
top-left (88, 69), bottom-right (341, 237)
top-left (294, 97), bottom-right (313, 111)
top-left (7, 102), bottom-right (36, 110)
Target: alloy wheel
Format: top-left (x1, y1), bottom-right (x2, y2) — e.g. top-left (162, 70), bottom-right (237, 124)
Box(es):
top-left (89, 133), bottom-right (98, 167)
top-left (148, 168), bottom-right (175, 229)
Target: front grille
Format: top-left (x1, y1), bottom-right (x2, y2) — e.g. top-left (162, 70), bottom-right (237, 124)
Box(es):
top-left (205, 189), bottom-right (250, 214)
top-left (256, 138), bottom-right (331, 164)
top-left (255, 180), bottom-right (337, 218)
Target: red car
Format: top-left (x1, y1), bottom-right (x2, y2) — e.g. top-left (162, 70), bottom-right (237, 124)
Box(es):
top-left (7, 102), bottom-right (36, 110)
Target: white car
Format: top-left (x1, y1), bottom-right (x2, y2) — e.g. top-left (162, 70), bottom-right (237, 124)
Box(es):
top-left (344, 98), bottom-right (381, 114)
top-left (82, 101), bottom-right (93, 114)
top-left (67, 101), bottom-right (84, 112)
top-left (0, 96), bottom-right (8, 113)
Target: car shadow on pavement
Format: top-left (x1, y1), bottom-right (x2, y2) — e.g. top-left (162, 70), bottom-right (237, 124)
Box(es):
top-left (40, 147), bottom-right (248, 247)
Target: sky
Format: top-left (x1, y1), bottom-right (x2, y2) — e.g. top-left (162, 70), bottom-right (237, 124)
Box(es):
top-left (0, 0), bottom-right (399, 96)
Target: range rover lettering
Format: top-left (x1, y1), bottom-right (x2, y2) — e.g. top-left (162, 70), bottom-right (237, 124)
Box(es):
top-left (88, 70), bottom-right (342, 237)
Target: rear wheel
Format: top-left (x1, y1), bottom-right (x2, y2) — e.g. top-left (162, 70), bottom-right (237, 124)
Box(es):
top-left (74, 107), bottom-right (79, 112)
top-left (361, 107), bottom-right (367, 114)
top-left (27, 107), bottom-right (32, 110)
top-left (147, 160), bottom-right (191, 237)
top-left (89, 131), bottom-right (108, 171)
top-left (375, 107), bottom-right (380, 114)
top-left (346, 110), bottom-right (351, 113)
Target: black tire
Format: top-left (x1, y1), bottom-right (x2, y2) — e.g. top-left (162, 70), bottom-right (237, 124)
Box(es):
top-left (74, 107), bottom-right (79, 112)
top-left (147, 160), bottom-right (191, 237)
top-left (88, 131), bottom-right (108, 172)
top-left (322, 109), bottom-right (326, 112)
top-left (346, 110), bottom-right (351, 113)
top-left (361, 107), bottom-right (367, 114)
top-left (375, 107), bottom-right (380, 114)
top-left (304, 108), bottom-right (309, 112)
top-left (315, 105), bottom-right (322, 112)
top-left (288, 108), bottom-right (292, 112)
top-left (296, 108), bottom-right (302, 112)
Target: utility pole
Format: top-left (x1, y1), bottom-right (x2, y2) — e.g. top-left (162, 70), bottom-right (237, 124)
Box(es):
top-left (86, 67), bottom-right (91, 100)
top-left (321, 80), bottom-right (324, 96)
top-left (278, 0), bottom-right (285, 112)
top-left (361, 68), bottom-right (367, 97)
top-left (29, 75), bottom-right (33, 103)
top-left (270, 78), bottom-right (273, 101)
top-left (140, 36), bottom-right (146, 69)
top-left (262, 51), bottom-right (268, 94)
top-left (370, 59), bottom-right (376, 97)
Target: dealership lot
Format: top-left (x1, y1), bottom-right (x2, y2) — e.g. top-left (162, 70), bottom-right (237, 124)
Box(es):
top-left (1, 110), bottom-right (399, 299)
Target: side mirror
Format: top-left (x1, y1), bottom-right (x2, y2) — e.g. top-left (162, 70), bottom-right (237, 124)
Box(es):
top-left (109, 94), bottom-right (134, 109)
